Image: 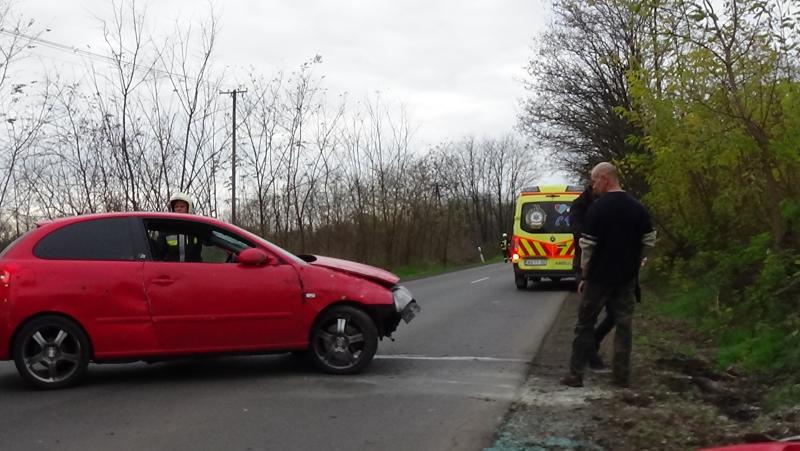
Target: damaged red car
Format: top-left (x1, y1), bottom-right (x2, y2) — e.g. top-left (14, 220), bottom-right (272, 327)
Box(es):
top-left (0, 213), bottom-right (420, 389)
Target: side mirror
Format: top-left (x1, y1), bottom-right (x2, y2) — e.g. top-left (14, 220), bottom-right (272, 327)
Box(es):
top-left (238, 248), bottom-right (270, 266)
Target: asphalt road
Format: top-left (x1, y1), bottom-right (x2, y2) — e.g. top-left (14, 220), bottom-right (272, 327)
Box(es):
top-left (0, 262), bottom-right (570, 451)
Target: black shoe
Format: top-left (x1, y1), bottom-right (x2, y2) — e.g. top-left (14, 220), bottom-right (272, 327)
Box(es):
top-left (612, 376), bottom-right (630, 388)
top-left (589, 354), bottom-right (605, 370)
top-left (560, 374), bottom-right (583, 387)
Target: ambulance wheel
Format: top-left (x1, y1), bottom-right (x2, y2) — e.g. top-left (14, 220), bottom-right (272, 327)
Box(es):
top-left (515, 275), bottom-right (527, 289)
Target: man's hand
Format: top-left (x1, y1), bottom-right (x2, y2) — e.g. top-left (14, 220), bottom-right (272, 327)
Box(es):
top-left (578, 280), bottom-right (587, 294)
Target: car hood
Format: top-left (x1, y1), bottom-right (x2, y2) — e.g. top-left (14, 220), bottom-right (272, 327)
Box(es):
top-left (298, 255), bottom-right (400, 287)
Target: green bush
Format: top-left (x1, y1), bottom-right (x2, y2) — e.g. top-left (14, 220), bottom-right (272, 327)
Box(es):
top-left (653, 240), bottom-right (800, 381)
top-left (716, 328), bottom-right (794, 372)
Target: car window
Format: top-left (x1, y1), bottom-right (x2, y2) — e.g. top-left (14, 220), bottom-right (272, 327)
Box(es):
top-left (144, 219), bottom-right (255, 264)
top-left (34, 218), bottom-right (136, 261)
top-left (520, 201), bottom-right (572, 234)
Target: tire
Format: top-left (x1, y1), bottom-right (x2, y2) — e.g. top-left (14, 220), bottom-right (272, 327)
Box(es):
top-left (515, 274), bottom-right (527, 289)
top-left (309, 306), bottom-right (378, 375)
top-left (12, 315), bottom-right (91, 389)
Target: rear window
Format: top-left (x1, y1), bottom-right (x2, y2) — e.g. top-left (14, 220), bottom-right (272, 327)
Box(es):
top-left (520, 202), bottom-right (572, 234)
top-left (34, 218), bottom-right (136, 261)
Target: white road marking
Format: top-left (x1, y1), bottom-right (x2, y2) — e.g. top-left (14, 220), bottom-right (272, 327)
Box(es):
top-left (435, 379), bottom-right (517, 389)
top-left (470, 277), bottom-right (490, 284)
top-left (375, 354), bottom-right (528, 363)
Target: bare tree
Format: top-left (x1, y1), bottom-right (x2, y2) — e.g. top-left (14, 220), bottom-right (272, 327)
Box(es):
top-left (519, 0), bottom-right (652, 189)
top-left (0, 1), bottom-right (51, 228)
top-left (239, 71), bottom-right (283, 236)
top-left (87, 0), bottom-right (159, 210)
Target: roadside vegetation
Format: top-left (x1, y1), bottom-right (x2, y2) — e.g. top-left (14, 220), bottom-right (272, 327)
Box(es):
top-left (521, 0), bottom-right (800, 418)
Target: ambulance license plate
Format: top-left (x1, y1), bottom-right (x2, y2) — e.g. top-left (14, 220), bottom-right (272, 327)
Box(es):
top-left (524, 258), bottom-right (547, 266)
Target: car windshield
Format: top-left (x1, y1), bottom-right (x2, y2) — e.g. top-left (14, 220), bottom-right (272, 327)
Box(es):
top-left (520, 201), bottom-right (572, 234)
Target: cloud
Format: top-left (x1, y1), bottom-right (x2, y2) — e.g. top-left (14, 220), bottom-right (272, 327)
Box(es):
top-left (16, 0), bottom-right (548, 144)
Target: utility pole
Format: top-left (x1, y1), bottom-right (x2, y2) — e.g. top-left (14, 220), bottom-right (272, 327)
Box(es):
top-left (220, 88), bottom-right (247, 225)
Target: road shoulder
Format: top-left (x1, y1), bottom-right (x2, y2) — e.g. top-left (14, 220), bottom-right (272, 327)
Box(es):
top-left (485, 291), bottom-right (609, 450)
top-left (486, 289), bottom-right (800, 451)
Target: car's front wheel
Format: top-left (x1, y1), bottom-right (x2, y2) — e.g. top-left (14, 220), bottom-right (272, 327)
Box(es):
top-left (309, 306), bottom-right (378, 375)
top-left (12, 315), bottom-right (91, 389)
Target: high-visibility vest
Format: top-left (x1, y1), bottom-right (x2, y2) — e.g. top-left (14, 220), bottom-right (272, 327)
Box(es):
top-left (165, 234), bottom-right (199, 262)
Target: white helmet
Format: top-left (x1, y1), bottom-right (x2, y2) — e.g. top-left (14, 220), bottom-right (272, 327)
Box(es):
top-left (168, 192), bottom-right (194, 213)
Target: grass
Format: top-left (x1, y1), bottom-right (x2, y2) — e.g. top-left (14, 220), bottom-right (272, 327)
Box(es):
top-left (716, 329), bottom-right (789, 371)
top-left (653, 284), bottom-right (716, 320)
top-left (641, 276), bottom-right (800, 411)
top-left (764, 381), bottom-right (800, 411)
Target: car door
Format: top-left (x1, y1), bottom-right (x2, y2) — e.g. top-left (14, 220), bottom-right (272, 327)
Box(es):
top-left (138, 218), bottom-right (304, 353)
top-left (30, 216), bottom-right (155, 358)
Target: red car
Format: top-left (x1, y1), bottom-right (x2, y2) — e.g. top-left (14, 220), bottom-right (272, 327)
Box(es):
top-left (0, 213), bottom-right (420, 389)
top-left (699, 443), bottom-right (800, 451)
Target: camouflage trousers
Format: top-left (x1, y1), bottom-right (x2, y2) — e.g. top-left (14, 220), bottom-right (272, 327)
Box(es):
top-left (569, 279), bottom-right (636, 384)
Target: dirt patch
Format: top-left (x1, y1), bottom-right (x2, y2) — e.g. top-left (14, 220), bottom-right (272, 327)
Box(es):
top-left (485, 292), bottom-right (800, 451)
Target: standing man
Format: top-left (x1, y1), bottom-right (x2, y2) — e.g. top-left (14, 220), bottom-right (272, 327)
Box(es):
top-left (500, 233), bottom-right (510, 263)
top-left (562, 163), bottom-right (656, 388)
top-left (570, 184), bottom-right (612, 369)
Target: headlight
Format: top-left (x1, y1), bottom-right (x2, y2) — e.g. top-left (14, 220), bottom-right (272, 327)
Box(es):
top-left (392, 285), bottom-right (420, 323)
top-left (392, 286), bottom-right (414, 312)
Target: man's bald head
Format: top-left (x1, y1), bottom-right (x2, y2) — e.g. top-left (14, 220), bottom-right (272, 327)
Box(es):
top-left (590, 162), bottom-right (621, 195)
top-left (591, 162), bottom-right (618, 181)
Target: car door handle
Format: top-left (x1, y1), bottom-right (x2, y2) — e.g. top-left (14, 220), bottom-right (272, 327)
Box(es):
top-left (151, 276), bottom-right (175, 286)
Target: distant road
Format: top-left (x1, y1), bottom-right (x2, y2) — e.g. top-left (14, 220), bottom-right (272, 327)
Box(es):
top-left (0, 263), bottom-right (570, 451)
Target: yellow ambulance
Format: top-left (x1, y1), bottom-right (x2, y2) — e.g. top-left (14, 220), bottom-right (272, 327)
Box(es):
top-left (511, 184), bottom-right (583, 289)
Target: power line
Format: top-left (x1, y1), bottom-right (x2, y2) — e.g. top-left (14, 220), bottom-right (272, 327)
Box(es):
top-left (0, 28), bottom-right (191, 83)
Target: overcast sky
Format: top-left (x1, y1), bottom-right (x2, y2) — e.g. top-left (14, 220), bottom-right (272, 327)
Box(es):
top-left (14, 0), bottom-right (550, 146)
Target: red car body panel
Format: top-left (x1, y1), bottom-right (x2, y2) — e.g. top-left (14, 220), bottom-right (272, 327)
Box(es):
top-left (295, 263), bottom-right (395, 331)
top-left (699, 443), bottom-right (800, 451)
top-left (10, 259), bottom-right (156, 358)
top-left (0, 212), bottom-right (406, 361)
top-left (140, 261), bottom-right (305, 357)
top-left (304, 255), bottom-right (400, 287)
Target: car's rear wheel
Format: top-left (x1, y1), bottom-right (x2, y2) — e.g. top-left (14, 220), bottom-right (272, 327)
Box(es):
top-left (12, 315), bottom-right (91, 390)
top-left (515, 274), bottom-right (527, 289)
top-left (309, 306), bottom-right (378, 375)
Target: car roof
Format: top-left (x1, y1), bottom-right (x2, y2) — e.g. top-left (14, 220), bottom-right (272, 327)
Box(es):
top-left (37, 212), bottom-right (224, 227)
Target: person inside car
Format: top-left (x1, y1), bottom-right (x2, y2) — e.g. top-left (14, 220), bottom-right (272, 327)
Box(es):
top-left (159, 192), bottom-right (203, 262)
